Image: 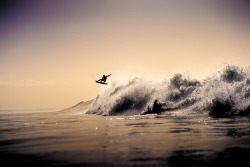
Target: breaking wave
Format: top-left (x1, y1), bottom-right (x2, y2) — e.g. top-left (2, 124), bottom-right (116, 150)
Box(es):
top-left (87, 65), bottom-right (250, 117)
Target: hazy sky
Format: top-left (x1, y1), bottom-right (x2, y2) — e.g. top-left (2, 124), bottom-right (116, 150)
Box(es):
top-left (1, 0), bottom-right (250, 110)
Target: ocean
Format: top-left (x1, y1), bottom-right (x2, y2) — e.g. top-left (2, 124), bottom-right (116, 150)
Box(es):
top-left (1, 110), bottom-right (250, 167)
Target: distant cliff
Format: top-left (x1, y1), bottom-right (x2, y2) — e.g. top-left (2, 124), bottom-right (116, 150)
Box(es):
top-left (60, 99), bottom-right (94, 114)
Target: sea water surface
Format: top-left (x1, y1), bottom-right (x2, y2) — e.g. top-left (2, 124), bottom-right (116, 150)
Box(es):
top-left (1, 110), bottom-right (250, 167)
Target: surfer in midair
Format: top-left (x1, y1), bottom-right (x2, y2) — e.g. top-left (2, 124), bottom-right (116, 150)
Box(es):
top-left (96, 74), bottom-right (111, 84)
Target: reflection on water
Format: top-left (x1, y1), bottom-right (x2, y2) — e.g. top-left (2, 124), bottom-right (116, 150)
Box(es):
top-left (0, 111), bottom-right (250, 166)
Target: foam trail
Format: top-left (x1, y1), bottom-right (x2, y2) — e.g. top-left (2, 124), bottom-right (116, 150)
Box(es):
top-left (87, 65), bottom-right (250, 117)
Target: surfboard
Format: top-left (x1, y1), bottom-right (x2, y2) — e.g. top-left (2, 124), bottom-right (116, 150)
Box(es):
top-left (96, 81), bottom-right (108, 85)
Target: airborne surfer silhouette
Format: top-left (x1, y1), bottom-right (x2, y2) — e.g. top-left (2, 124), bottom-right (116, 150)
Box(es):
top-left (96, 74), bottom-right (111, 85)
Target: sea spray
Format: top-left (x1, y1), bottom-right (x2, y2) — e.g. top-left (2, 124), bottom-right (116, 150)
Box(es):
top-left (87, 78), bottom-right (157, 115)
top-left (87, 65), bottom-right (250, 117)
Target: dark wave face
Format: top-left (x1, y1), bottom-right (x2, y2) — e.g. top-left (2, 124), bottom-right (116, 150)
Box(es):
top-left (87, 65), bottom-right (250, 117)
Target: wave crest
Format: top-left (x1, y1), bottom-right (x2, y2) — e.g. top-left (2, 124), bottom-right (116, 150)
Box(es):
top-left (87, 65), bottom-right (250, 117)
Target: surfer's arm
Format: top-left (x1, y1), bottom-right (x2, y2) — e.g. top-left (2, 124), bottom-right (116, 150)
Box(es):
top-left (106, 74), bottom-right (111, 77)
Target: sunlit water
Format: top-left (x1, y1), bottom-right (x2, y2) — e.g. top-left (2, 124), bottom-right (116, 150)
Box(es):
top-left (1, 111), bottom-right (250, 167)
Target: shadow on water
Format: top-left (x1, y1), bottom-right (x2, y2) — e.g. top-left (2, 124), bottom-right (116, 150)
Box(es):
top-left (0, 140), bottom-right (113, 167)
top-left (167, 147), bottom-right (250, 167)
top-left (227, 128), bottom-right (250, 137)
top-left (1, 146), bottom-right (250, 167)
top-left (0, 151), bottom-right (116, 167)
top-left (129, 147), bottom-right (250, 167)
